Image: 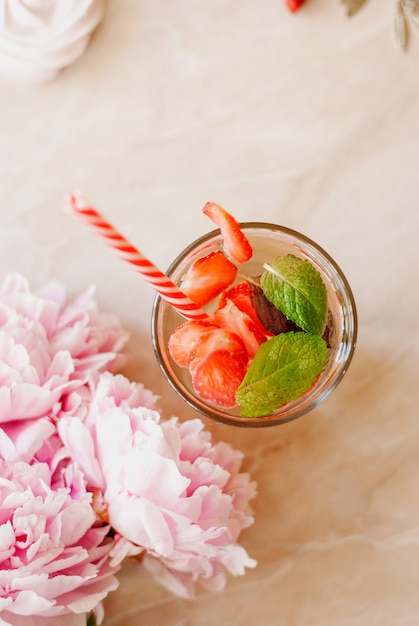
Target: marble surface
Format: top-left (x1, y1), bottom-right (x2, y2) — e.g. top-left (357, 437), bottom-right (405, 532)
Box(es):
top-left (1, 1), bottom-right (419, 624)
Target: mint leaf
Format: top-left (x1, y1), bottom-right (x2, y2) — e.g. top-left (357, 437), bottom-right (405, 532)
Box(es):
top-left (249, 283), bottom-right (302, 335)
top-left (260, 254), bottom-right (327, 335)
top-left (236, 332), bottom-right (327, 417)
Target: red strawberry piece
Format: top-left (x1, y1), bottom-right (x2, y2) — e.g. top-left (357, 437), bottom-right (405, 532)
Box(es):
top-left (189, 327), bottom-right (247, 372)
top-left (186, 328), bottom-right (247, 408)
top-left (214, 298), bottom-right (267, 359)
top-left (191, 348), bottom-right (248, 408)
top-left (285, 0), bottom-right (304, 12)
top-left (179, 250), bottom-right (237, 308)
top-left (203, 202), bottom-right (253, 264)
top-left (168, 320), bottom-right (219, 367)
top-left (219, 281), bottom-right (274, 337)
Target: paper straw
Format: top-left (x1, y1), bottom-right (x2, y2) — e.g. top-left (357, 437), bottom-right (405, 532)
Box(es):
top-left (65, 192), bottom-right (209, 321)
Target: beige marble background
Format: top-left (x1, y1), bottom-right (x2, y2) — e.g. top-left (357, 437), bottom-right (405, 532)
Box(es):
top-left (1, 1), bottom-right (419, 624)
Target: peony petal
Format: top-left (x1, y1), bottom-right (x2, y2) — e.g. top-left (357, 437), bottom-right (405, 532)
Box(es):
top-left (57, 417), bottom-right (104, 490)
top-left (44, 351), bottom-right (75, 387)
top-left (0, 613), bottom-right (87, 626)
top-left (0, 273), bottom-right (30, 296)
top-left (54, 500), bottom-right (95, 546)
top-left (112, 448), bottom-right (189, 506)
top-left (0, 383), bottom-right (60, 422)
top-left (1, 290), bottom-right (59, 329)
top-left (0, 332), bottom-right (32, 384)
top-left (216, 543), bottom-right (258, 575)
top-left (94, 407), bottom-right (133, 461)
top-left (0, 428), bottom-right (16, 461)
top-left (7, 589), bottom-right (53, 615)
top-left (142, 554), bottom-right (196, 599)
top-left (59, 573), bottom-right (120, 614)
top-left (0, 417), bottom-right (55, 463)
top-left (108, 493), bottom-right (174, 556)
top-left (0, 520), bottom-right (15, 560)
top-left (109, 535), bottom-right (142, 566)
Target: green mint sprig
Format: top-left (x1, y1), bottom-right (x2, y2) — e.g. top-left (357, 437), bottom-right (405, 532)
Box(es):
top-left (236, 332), bottom-right (327, 417)
top-left (260, 254), bottom-right (327, 336)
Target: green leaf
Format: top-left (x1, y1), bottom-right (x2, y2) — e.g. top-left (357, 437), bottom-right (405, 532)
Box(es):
top-left (236, 332), bottom-right (328, 417)
top-left (260, 254), bottom-right (327, 335)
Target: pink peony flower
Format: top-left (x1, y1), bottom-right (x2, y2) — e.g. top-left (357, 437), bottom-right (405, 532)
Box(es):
top-left (141, 419), bottom-right (257, 597)
top-left (58, 373), bottom-right (257, 598)
top-left (0, 270), bottom-right (258, 616)
top-left (0, 459), bottom-right (119, 626)
top-left (0, 273), bottom-right (128, 460)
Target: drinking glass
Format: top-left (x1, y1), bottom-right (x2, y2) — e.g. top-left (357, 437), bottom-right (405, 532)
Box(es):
top-left (151, 223), bottom-right (357, 428)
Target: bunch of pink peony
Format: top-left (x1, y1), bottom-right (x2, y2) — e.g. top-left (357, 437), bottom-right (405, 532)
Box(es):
top-left (0, 273), bottom-right (257, 626)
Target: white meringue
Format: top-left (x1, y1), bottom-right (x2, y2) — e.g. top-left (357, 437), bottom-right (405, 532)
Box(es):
top-left (0, 0), bottom-right (104, 82)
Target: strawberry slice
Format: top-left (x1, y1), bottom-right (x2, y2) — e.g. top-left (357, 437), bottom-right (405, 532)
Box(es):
top-left (203, 202), bottom-right (253, 264)
top-left (179, 250), bottom-right (237, 308)
top-left (189, 327), bottom-right (247, 373)
top-left (285, 0), bottom-right (304, 12)
top-left (189, 328), bottom-right (248, 407)
top-left (191, 347), bottom-right (248, 408)
top-left (168, 320), bottom-right (218, 367)
top-left (219, 281), bottom-right (273, 337)
top-left (214, 298), bottom-right (267, 359)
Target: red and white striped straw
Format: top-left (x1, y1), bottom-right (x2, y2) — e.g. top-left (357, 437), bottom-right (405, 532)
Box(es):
top-left (65, 192), bottom-right (209, 321)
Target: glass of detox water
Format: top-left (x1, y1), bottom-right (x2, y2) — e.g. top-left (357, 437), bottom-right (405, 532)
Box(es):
top-left (151, 223), bottom-right (357, 428)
